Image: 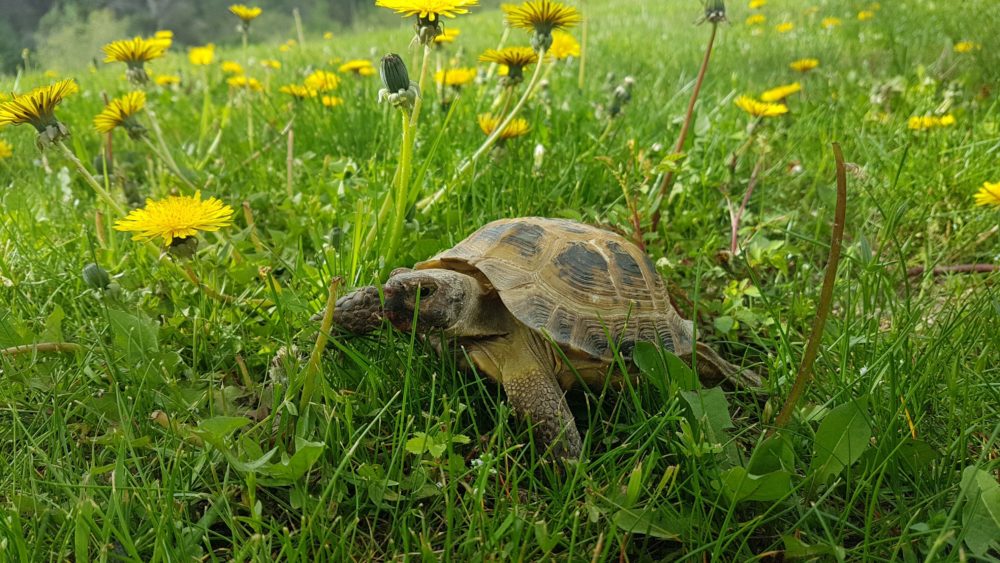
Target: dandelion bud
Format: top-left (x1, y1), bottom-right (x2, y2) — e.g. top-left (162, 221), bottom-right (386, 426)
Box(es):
top-left (82, 263), bottom-right (111, 290)
top-left (378, 53), bottom-right (420, 111)
top-left (167, 236), bottom-right (199, 259)
top-left (704, 0), bottom-right (727, 23)
top-left (379, 53), bottom-right (410, 92)
top-left (415, 16), bottom-right (443, 46)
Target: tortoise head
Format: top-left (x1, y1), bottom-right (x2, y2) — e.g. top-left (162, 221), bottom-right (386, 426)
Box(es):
top-left (383, 269), bottom-right (479, 334)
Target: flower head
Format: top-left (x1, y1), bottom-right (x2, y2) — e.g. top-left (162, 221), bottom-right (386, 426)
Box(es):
top-left (261, 59), bottom-right (282, 70)
top-left (322, 95), bottom-right (344, 108)
top-left (227, 76), bottom-right (264, 91)
top-left (189, 44), bottom-right (215, 66)
top-left (434, 27), bottom-right (461, 45)
top-left (339, 59), bottom-right (376, 76)
top-left (94, 91), bottom-right (147, 139)
top-left (760, 82), bottom-right (801, 102)
top-left (907, 114), bottom-right (955, 131)
top-left (703, 0), bottom-right (727, 23)
top-left (776, 22), bottom-right (794, 33)
top-left (0, 140), bottom-right (12, 159)
top-left (154, 74), bottom-right (181, 86)
top-left (745, 14), bottom-right (766, 26)
top-left (790, 58), bottom-right (819, 72)
top-left (478, 113), bottom-right (530, 140)
top-left (857, 10), bottom-right (874, 21)
top-left (954, 41), bottom-right (981, 53)
top-left (280, 84), bottom-right (319, 99)
top-left (376, 0), bottom-right (478, 44)
top-left (378, 53), bottom-right (420, 110)
top-left (229, 4), bottom-right (262, 29)
top-left (0, 79), bottom-right (78, 146)
top-left (479, 47), bottom-right (538, 84)
top-left (153, 30), bottom-right (174, 49)
top-left (434, 67), bottom-right (477, 87)
top-left (114, 191), bottom-right (234, 246)
top-left (502, 0), bottom-right (582, 51)
top-left (103, 37), bottom-right (169, 84)
top-left (221, 61), bottom-right (244, 75)
top-left (821, 17), bottom-right (841, 29)
top-left (974, 181), bottom-right (1000, 207)
top-left (548, 30), bottom-right (580, 59)
top-left (735, 95), bottom-right (788, 117)
top-left (304, 70), bottom-right (340, 91)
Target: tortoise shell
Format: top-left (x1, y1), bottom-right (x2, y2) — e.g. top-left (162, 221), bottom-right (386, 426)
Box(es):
top-left (414, 217), bottom-right (694, 361)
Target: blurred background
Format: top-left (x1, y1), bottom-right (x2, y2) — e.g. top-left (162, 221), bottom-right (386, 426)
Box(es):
top-left (0, 0), bottom-right (503, 74)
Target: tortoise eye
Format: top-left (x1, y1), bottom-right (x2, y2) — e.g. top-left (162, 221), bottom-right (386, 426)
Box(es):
top-left (418, 286), bottom-right (435, 299)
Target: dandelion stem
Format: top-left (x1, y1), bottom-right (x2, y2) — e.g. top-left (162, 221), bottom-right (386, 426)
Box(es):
top-left (301, 276), bottom-right (342, 414)
top-left (1, 342), bottom-right (83, 356)
top-left (769, 143), bottom-right (848, 434)
top-left (57, 141), bottom-right (125, 215)
top-left (145, 109), bottom-right (198, 190)
top-left (577, 0), bottom-right (588, 89)
top-left (650, 22), bottom-right (718, 233)
top-left (286, 127), bottom-right (294, 197)
top-left (196, 68), bottom-right (212, 154)
top-left (385, 109), bottom-right (414, 265)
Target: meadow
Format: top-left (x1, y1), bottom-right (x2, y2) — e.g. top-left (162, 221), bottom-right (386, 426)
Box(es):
top-left (1, 0), bottom-right (999, 560)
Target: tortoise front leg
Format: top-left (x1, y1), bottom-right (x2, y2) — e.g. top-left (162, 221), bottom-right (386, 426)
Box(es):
top-left (502, 368), bottom-right (583, 459)
top-left (689, 342), bottom-right (762, 389)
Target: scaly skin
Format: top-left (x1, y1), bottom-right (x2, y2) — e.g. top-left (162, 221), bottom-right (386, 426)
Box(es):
top-left (331, 285), bottom-right (383, 333)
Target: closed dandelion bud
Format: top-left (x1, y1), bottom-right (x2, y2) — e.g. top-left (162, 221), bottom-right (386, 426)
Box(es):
top-left (167, 236), bottom-right (199, 259)
top-left (704, 0), bottom-right (727, 23)
top-left (379, 53), bottom-right (410, 93)
top-left (378, 53), bottom-right (420, 110)
top-left (82, 262), bottom-right (111, 290)
top-left (415, 16), bottom-right (443, 46)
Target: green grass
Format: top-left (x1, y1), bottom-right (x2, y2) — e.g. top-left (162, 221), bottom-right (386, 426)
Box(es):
top-left (2, 0), bottom-right (1000, 560)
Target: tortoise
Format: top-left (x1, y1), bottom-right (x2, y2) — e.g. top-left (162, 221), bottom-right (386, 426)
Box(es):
top-left (330, 217), bottom-right (760, 458)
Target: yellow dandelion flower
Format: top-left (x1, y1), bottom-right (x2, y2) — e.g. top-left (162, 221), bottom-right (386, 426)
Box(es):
top-left (954, 41), bottom-right (981, 53)
top-left (261, 59), bottom-right (281, 70)
top-left (745, 14), bottom-right (766, 25)
top-left (857, 10), bottom-right (874, 21)
top-left (735, 95), bottom-right (788, 117)
top-left (304, 70), bottom-right (340, 91)
top-left (103, 36), bottom-right (168, 64)
top-left (760, 82), bottom-right (801, 102)
top-left (323, 31), bottom-right (335, 40)
top-left (821, 17), bottom-right (841, 29)
top-left (221, 61), bottom-right (244, 75)
top-left (974, 181), bottom-right (1000, 207)
top-left (114, 191), bottom-right (234, 246)
top-left (907, 114), bottom-right (956, 130)
top-left (434, 27), bottom-right (461, 44)
top-left (229, 4), bottom-right (263, 23)
top-left (279, 39), bottom-right (297, 52)
top-left (93, 91), bottom-right (147, 137)
top-left (154, 74), bottom-right (181, 86)
top-left (152, 30), bottom-right (173, 49)
top-left (189, 44), bottom-right (215, 66)
top-left (0, 140), bottom-right (12, 159)
top-left (338, 59), bottom-right (376, 76)
top-left (434, 67), bottom-right (477, 86)
top-left (548, 30), bottom-right (580, 59)
top-left (790, 58), bottom-right (819, 72)
top-left (280, 84), bottom-right (318, 99)
top-left (375, 0), bottom-right (478, 21)
top-left (776, 22), bottom-right (794, 33)
top-left (227, 76), bottom-right (264, 91)
top-left (479, 47), bottom-right (539, 68)
top-left (749, 0), bottom-right (766, 8)
top-left (321, 95), bottom-right (344, 107)
top-left (0, 79), bottom-right (78, 133)
top-left (502, 0), bottom-right (582, 33)
top-left (44, 70), bottom-right (59, 79)
top-left (477, 113), bottom-right (529, 140)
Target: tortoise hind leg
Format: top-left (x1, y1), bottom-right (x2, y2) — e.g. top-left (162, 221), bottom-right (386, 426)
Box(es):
top-left (689, 342), bottom-right (762, 390)
top-left (502, 369), bottom-right (583, 459)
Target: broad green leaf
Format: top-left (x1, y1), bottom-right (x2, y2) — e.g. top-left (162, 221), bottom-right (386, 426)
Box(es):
top-left (625, 462), bottom-right (644, 507)
top-left (108, 309), bottom-right (159, 363)
top-left (612, 508), bottom-right (682, 540)
top-left (808, 399), bottom-right (871, 487)
top-left (192, 416), bottom-right (251, 449)
top-left (680, 387), bottom-right (733, 442)
top-left (258, 438), bottom-right (325, 485)
top-left (747, 433), bottom-right (795, 475)
top-left (633, 341), bottom-right (666, 381)
top-left (664, 349), bottom-right (698, 391)
top-left (720, 466), bottom-right (792, 503)
top-left (959, 465), bottom-right (1000, 556)
top-left (42, 305), bottom-right (64, 343)
top-left (405, 432), bottom-right (435, 456)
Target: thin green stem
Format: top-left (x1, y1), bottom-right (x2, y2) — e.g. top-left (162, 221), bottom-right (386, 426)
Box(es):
top-left (769, 143), bottom-right (848, 434)
top-left (57, 141), bottom-right (125, 215)
top-left (385, 109), bottom-right (414, 264)
top-left (141, 135), bottom-right (197, 191)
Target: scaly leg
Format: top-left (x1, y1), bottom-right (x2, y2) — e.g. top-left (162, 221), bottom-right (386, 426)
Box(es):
top-left (502, 368), bottom-right (583, 459)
